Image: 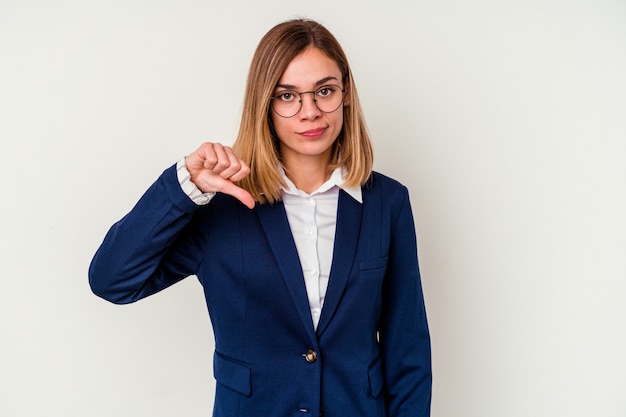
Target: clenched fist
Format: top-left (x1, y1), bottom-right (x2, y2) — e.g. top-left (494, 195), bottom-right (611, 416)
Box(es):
top-left (185, 142), bottom-right (255, 209)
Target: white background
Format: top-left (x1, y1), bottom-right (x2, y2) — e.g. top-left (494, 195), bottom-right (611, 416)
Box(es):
top-left (1, 1), bottom-right (625, 416)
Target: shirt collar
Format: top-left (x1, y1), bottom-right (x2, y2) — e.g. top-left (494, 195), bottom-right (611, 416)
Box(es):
top-left (279, 165), bottom-right (363, 204)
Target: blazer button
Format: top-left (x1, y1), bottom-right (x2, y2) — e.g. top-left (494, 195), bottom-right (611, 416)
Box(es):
top-left (304, 349), bottom-right (318, 363)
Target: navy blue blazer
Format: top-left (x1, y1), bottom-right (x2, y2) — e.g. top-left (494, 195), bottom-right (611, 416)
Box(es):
top-left (89, 165), bottom-right (431, 417)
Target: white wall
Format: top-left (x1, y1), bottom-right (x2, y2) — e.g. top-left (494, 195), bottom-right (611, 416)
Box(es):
top-left (1, 1), bottom-right (625, 416)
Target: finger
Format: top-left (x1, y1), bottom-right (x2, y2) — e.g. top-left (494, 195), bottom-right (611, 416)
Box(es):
top-left (219, 181), bottom-right (255, 209)
top-left (217, 147), bottom-right (244, 179)
top-left (221, 148), bottom-right (251, 182)
top-left (204, 143), bottom-right (230, 174)
top-left (228, 162), bottom-right (251, 182)
top-left (186, 143), bottom-right (215, 175)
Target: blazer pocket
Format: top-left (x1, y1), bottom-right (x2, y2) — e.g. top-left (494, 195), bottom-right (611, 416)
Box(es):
top-left (368, 356), bottom-right (384, 398)
top-left (359, 256), bottom-right (388, 280)
top-left (213, 351), bottom-right (252, 397)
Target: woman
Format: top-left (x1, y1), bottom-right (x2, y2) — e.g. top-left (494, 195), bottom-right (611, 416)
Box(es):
top-left (89, 18), bottom-right (431, 417)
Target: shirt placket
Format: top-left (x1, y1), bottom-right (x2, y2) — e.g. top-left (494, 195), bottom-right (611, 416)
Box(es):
top-left (301, 196), bottom-right (322, 329)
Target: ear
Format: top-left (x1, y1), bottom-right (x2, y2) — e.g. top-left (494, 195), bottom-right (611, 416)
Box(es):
top-left (343, 85), bottom-right (350, 106)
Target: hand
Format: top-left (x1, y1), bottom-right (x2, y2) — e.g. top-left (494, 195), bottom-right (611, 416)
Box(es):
top-left (185, 142), bottom-right (255, 209)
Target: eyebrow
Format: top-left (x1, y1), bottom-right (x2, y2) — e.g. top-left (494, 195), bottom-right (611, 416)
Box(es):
top-left (275, 76), bottom-right (339, 90)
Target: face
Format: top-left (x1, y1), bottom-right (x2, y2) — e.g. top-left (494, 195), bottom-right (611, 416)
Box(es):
top-left (271, 47), bottom-right (346, 168)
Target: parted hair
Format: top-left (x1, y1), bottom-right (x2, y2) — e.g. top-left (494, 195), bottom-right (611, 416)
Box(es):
top-left (232, 18), bottom-right (373, 204)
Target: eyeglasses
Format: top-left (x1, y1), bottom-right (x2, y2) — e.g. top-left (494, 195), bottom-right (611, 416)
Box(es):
top-left (271, 84), bottom-right (345, 118)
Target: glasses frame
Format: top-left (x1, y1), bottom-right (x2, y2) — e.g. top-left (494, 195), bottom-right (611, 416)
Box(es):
top-left (270, 84), bottom-right (346, 118)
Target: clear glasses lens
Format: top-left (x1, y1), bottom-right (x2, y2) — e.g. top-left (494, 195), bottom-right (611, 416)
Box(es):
top-left (272, 85), bottom-right (344, 118)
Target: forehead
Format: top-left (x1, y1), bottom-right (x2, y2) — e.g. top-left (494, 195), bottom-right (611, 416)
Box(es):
top-left (277, 47), bottom-right (342, 88)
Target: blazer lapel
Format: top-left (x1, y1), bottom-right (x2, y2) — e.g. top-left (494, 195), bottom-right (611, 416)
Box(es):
top-left (256, 201), bottom-right (318, 345)
top-left (316, 189), bottom-right (363, 337)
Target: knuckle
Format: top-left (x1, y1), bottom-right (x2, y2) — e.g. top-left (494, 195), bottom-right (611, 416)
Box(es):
top-left (200, 141), bottom-right (214, 151)
top-left (215, 158), bottom-right (229, 169)
top-left (204, 155), bottom-right (218, 166)
top-left (230, 160), bottom-right (242, 171)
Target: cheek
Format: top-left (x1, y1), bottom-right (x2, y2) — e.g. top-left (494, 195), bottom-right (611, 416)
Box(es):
top-left (332, 110), bottom-right (345, 132)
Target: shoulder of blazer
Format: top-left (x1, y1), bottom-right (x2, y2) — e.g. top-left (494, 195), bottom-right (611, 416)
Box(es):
top-left (364, 171), bottom-right (409, 201)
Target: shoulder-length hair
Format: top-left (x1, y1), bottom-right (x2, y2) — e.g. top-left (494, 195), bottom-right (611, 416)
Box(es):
top-left (232, 18), bottom-right (373, 204)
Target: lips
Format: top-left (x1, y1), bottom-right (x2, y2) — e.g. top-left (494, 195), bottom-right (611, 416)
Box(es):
top-left (298, 127), bottom-right (327, 139)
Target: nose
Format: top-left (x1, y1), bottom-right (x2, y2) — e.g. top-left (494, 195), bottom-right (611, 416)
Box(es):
top-left (298, 92), bottom-right (321, 120)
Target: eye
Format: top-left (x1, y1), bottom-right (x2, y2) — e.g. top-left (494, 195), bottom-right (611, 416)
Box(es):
top-left (276, 91), bottom-right (298, 102)
top-left (316, 86), bottom-right (336, 98)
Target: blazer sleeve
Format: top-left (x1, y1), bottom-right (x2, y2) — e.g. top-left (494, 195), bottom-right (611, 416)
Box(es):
top-left (380, 186), bottom-right (432, 417)
top-left (88, 164), bottom-right (204, 304)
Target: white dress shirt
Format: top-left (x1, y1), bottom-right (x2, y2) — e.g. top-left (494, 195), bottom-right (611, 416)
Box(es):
top-left (176, 158), bottom-right (363, 330)
top-left (279, 166), bottom-right (362, 329)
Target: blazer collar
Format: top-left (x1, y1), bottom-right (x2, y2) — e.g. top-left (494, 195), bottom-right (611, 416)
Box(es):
top-left (316, 189), bottom-right (363, 337)
top-left (256, 201), bottom-right (318, 346)
top-left (255, 188), bottom-right (363, 341)
top-left (279, 165), bottom-right (363, 203)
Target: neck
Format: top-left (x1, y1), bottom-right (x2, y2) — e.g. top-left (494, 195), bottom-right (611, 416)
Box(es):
top-left (282, 156), bottom-right (331, 194)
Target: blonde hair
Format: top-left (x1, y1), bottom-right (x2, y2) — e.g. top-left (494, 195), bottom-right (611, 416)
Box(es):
top-left (232, 19), bottom-right (373, 204)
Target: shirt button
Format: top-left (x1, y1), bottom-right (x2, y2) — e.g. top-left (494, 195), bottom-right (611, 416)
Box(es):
top-left (304, 349), bottom-right (318, 363)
